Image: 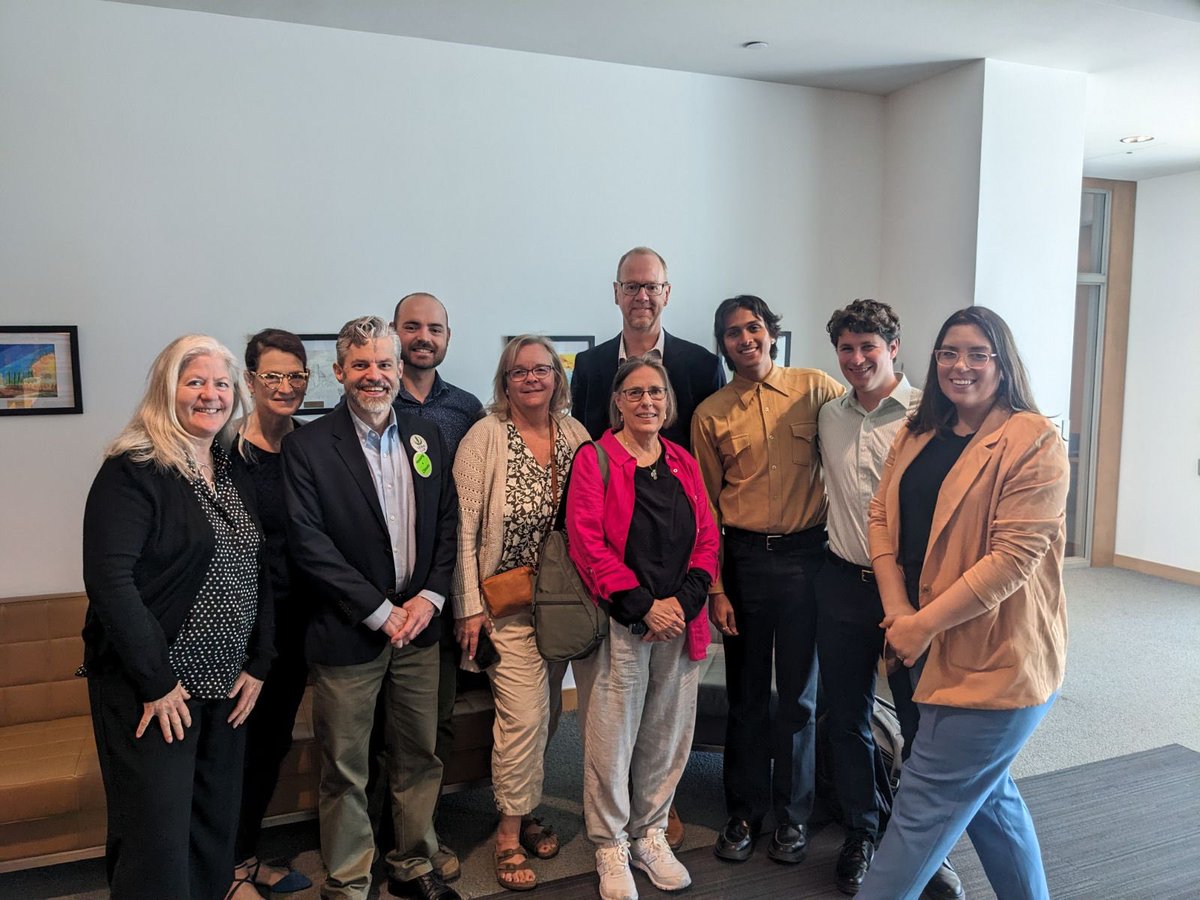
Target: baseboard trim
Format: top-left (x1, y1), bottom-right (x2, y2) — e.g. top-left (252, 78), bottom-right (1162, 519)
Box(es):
top-left (562, 686), bottom-right (578, 712)
top-left (1112, 555), bottom-right (1200, 587)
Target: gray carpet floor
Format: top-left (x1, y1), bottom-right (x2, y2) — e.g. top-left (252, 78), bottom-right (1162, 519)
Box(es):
top-left (4, 566), bottom-right (1197, 899)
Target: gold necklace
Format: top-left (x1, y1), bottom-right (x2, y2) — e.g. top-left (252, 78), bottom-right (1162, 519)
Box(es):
top-left (619, 432), bottom-right (660, 479)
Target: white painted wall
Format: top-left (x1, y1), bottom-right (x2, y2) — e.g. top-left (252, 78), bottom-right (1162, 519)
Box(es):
top-left (1115, 170), bottom-right (1200, 572)
top-left (879, 61), bottom-right (985, 382)
top-left (0, 0), bottom-right (883, 595)
top-left (975, 60), bottom-right (1087, 429)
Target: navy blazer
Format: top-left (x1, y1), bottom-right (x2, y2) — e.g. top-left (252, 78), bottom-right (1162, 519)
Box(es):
top-left (570, 330), bottom-right (725, 450)
top-left (282, 403), bottom-right (458, 666)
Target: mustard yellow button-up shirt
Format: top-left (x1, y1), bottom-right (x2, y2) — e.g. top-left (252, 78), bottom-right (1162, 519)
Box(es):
top-left (691, 365), bottom-right (844, 592)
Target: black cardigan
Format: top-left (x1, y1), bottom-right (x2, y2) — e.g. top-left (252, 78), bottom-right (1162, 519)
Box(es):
top-left (81, 452), bottom-right (274, 703)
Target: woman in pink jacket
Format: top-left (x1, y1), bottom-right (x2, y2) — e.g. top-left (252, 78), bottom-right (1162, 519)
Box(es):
top-left (566, 356), bottom-right (719, 900)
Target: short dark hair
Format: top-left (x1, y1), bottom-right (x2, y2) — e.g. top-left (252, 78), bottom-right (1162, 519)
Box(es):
top-left (713, 295), bottom-right (781, 370)
top-left (244, 328), bottom-right (307, 371)
top-left (826, 299), bottom-right (900, 346)
top-left (909, 306), bottom-right (1040, 435)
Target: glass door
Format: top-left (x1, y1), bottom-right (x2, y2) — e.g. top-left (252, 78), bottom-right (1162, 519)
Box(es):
top-left (1068, 189), bottom-right (1109, 560)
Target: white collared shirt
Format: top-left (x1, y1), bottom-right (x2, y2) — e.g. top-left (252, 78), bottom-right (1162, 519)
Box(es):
top-left (818, 376), bottom-right (921, 566)
top-left (618, 329), bottom-right (665, 363)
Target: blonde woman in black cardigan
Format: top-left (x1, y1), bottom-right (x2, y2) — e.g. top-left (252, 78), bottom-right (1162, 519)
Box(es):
top-left (82, 335), bottom-right (272, 900)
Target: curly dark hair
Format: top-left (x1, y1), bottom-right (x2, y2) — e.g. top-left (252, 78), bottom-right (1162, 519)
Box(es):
top-left (825, 299), bottom-right (900, 346)
top-left (713, 295), bottom-right (782, 370)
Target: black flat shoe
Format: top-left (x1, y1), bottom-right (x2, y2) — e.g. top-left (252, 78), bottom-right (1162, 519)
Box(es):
top-left (767, 822), bottom-right (808, 864)
top-left (835, 834), bottom-right (875, 894)
top-left (387, 871), bottom-right (462, 900)
top-left (713, 817), bottom-right (760, 862)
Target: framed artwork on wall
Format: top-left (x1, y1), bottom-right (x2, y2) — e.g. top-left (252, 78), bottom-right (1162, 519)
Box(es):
top-left (296, 333), bottom-right (341, 415)
top-left (0, 326), bottom-right (83, 416)
top-left (776, 330), bottom-right (792, 366)
top-left (503, 334), bottom-right (595, 385)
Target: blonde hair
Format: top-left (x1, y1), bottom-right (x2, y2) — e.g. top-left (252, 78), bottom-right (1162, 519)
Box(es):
top-left (106, 335), bottom-right (247, 477)
top-left (488, 335), bottom-right (571, 421)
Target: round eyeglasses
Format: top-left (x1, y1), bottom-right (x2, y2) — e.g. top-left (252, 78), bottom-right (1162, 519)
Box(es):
top-left (251, 370), bottom-right (310, 388)
top-left (933, 350), bottom-right (997, 369)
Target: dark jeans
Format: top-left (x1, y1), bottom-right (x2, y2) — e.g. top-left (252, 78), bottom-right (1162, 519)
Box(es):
top-left (815, 557), bottom-right (918, 841)
top-left (89, 668), bottom-right (245, 900)
top-left (234, 641), bottom-right (309, 861)
top-left (721, 527), bottom-right (824, 827)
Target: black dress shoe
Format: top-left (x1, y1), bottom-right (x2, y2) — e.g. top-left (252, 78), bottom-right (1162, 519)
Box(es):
top-left (387, 871), bottom-right (462, 900)
top-left (921, 859), bottom-right (965, 900)
top-left (834, 834), bottom-right (875, 895)
top-left (767, 822), bottom-right (808, 864)
top-left (713, 817), bottom-right (760, 862)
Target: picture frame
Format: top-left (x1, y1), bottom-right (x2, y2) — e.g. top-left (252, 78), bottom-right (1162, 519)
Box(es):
top-left (776, 330), bottom-right (792, 366)
top-left (296, 333), bottom-right (341, 415)
top-left (0, 326), bottom-right (83, 416)
top-left (503, 334), bottom-right (595, 385)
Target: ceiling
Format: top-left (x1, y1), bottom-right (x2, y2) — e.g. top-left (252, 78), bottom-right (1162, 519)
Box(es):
top-left (115, 0), bottom-right (1200, 180)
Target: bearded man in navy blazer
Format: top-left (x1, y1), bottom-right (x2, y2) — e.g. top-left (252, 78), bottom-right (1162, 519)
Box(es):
top-left (571, 246), bottom-right (725, 451)
top-left (283, 316), bottom-right (460, 900)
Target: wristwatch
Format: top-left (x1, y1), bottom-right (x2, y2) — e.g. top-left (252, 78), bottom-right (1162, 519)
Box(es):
top-left (629, 621), bottom-right (648, 636)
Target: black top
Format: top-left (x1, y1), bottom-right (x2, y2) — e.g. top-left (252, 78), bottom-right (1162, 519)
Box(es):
top-left (570, 331), bottom-right (725, 450)
top-left (898, 431), bottom-right (974, 600)
top-left (608, 463), bottom-right (710, 626)
top-left (82, 448), bottom-right (274, 703)
top-left (231, 428), bottom-right (312, 655)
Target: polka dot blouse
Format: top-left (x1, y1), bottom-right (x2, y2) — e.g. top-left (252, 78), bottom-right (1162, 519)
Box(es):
top-left (168, 442), bottom-right (263, 700)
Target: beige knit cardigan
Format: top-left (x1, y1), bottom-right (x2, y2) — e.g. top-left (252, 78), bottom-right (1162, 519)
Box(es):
top-left (450, 412), bottom-right (591, 619)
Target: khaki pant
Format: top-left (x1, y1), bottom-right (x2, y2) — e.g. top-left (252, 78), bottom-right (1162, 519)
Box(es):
top-left (574, 624), bottom-right (699, 845)
top-left (311, 642), bottom-right (440, 900)
top-left (486, 609), bottom-right (567, 816)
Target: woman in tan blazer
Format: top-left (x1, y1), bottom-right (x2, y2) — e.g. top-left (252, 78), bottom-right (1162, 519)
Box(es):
top-left (857, 307), bottom-right (1068, 900)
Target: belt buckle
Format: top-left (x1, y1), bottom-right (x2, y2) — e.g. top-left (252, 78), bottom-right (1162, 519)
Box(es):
top-left (765, 533), bottom-right (784, 551)
top-left (860, 567), bottom-right (875, 583)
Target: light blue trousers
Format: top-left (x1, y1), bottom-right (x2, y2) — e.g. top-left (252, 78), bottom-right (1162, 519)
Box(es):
top-left (858, 691), bottom-right (1058, 900)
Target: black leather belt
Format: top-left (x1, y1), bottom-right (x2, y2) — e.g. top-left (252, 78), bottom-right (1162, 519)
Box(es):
top-left (824, 548), bottom-right (876, 583)
top-left (724, 523), bottom-right (827, 552)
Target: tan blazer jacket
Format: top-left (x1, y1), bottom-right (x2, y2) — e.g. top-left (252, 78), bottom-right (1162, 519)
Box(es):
top-left (869, 408), bottom-right (1069, 709)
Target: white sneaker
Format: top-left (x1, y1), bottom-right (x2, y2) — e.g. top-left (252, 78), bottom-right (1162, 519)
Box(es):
top-left (630, 827), bottom-right (692, 892)
top-left (596, 840), bottom-right (638, 900)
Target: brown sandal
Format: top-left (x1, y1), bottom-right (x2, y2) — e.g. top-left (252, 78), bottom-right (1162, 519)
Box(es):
top-left (495, 846), bottom-right (538, 892)
top-left (519, 816), bottom-right (560, 860)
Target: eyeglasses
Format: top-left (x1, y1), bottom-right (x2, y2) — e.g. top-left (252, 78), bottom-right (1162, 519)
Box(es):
top-left (933, 350), bottom-right (997, 369)
top-left (618, 281), bottom-right (668, 297)
top-left (251, 370), bottom-right (310, 388)
top-left (506, 365), bottom-right (554, 381)
top-left (618, 386), bottom-right (667, 402)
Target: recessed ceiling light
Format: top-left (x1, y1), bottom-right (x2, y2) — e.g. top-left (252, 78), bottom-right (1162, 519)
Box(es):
top-left (742, 41), bottom-right (769, 50)
top-left (1119, 135), bottom-right (1155, 144)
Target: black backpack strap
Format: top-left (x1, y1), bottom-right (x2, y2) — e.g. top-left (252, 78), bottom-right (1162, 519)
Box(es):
top-left (554, 440), bottom-right (608, 531)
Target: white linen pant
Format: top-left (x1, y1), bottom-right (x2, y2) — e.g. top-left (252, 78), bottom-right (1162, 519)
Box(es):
top-left (574, 623), bottom-right (699, 845)
top-left (486, 609), bottom-right (568, 816)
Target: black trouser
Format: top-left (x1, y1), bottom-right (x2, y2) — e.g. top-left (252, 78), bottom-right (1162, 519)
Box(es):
top-left (234, 641), bottom-right (309, 861)
top-left (89, 668), bottom-right (245, 900)
top-left (721, 526), bottom-right (824, 828)
top-left (815, 553), bottom-right (918, 841)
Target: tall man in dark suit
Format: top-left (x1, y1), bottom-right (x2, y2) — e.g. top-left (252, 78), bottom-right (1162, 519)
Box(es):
top-left (571, 246), bottom-right (725, 450)
top-left (283, 316), bottom-right (460, 900)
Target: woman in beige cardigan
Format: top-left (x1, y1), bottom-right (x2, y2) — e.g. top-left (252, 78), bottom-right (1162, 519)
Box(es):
top-left (858, 307), bottom-right (1069, 900)
top-left (452, 335), bottom-right (590, 892)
